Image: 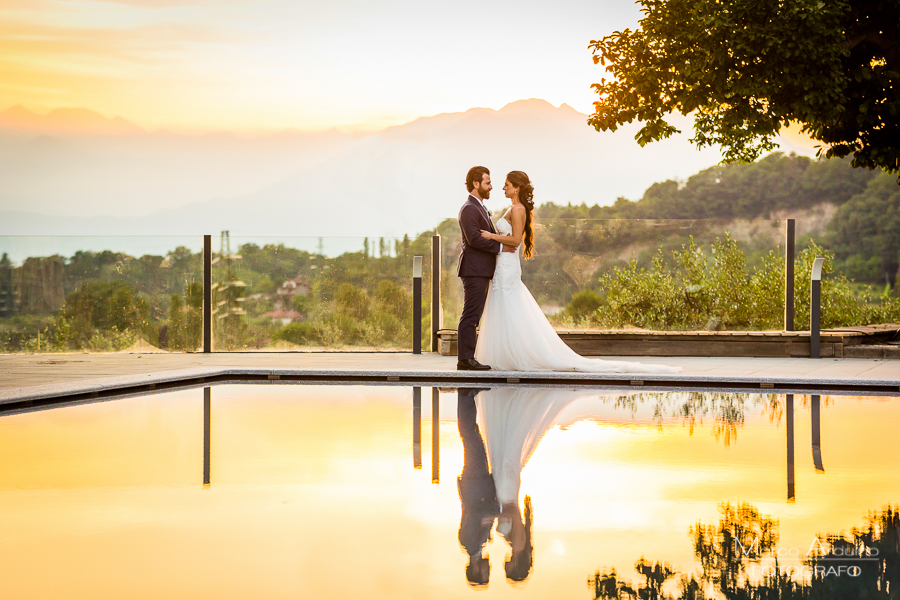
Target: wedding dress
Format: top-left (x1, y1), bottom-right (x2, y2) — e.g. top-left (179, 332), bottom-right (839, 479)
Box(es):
top-left (474, 216), bottom-right (681, 374)
top-left (475, 387), bottom-right (582, 505)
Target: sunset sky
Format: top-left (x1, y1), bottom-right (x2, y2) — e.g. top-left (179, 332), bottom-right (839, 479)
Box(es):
top-left (0, 0), bottom-right (643, 133)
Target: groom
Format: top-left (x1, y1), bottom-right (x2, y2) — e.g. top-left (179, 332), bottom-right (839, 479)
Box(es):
top-left (457, 166), bottom-right (515, 371)
top-left (457, 388), bottom-right (498, 586)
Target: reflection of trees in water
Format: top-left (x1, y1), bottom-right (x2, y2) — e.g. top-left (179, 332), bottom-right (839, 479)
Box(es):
top-left (588, 503), bottom-right (900, 600)
top-left (610, 392), bottom-right (779, 447)
top-left (690, 503), bottom-right (778, 595)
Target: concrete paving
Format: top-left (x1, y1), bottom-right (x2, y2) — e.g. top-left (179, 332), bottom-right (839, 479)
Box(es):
top-left (1, 352), bottom-right (900, 405)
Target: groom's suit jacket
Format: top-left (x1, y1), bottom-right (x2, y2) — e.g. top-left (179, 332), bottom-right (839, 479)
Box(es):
top-left (457, 388), bottom-right (498, 556)
top-left (457, 195), bottom-right (501, 278)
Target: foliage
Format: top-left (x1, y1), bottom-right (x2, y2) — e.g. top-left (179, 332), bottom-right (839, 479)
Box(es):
top-left (589, 503), bottom-right (900, 600)
top-left (586, 234), bottom-right (900, 331)
top-left (826, 171), bottom-right (900, 286)
top-left (588, 0), bottom-right (900, 171)
top-left (61, 280), bottom-right (150, 348)
top-left (166, 282), bottom-right (203, 351)
top-left (691, 503), bottom-right (779, 594)
top-left (272, 322), bottom-right (315, 345)
top-left (564, 289), bottom-right (603, 322)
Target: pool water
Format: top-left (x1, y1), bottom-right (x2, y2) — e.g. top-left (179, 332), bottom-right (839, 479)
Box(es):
top-left (0, 385), bottom-right (897, 599)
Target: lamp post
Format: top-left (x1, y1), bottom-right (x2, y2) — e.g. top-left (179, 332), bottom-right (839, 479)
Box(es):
top-left (810, 257), bottom-right (825, 358)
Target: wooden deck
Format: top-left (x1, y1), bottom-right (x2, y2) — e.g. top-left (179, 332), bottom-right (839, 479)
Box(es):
top-left (436, 324), bottom-right (900, 358)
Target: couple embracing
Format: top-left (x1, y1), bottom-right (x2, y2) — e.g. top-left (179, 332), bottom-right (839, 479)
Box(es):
top-left (456, 166), bottom-right (680, 374)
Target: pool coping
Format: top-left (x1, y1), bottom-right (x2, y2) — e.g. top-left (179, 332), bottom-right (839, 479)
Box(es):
top-left (2, 365), bottom-right (899, 410)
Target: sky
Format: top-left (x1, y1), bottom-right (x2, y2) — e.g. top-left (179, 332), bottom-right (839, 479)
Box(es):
top-left (0, 0), bottom-right (644, 133)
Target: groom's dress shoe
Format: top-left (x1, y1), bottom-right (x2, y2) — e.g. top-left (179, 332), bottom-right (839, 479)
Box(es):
top-left (457, 359), bottom-right (492, 371)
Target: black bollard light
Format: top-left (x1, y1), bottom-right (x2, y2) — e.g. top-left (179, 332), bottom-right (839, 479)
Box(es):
top-left (810, 257), bottom-right (825, 358)
top-left (413, 255), bottom-right (423, 354)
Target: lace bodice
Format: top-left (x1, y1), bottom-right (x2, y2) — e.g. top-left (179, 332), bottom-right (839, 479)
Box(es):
top-left (493, 217), bottom-right (521, 291)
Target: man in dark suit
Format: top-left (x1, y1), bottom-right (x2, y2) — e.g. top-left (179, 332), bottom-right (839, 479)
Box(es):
top-left (457, 388), bottom-right (498, 586)
top-left (457, 166), bottom-right (514, 370)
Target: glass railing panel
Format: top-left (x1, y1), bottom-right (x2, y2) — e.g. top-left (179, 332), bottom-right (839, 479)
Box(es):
top-left (0, 236), bottom-right (203, 353)
top-left (210, 235), bottom-right (434, 351)
top-left (439, 218), bottom-right (788, 332)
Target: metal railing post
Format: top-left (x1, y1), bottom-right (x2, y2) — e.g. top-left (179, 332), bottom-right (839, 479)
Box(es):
top-left (785, 219), bottom-right (795, 331)
top-left (413, 256), bottom-right (423, 354)
top-left (431, 235), bottom-right (441, 352)
top-left (203, 235), bottom-right (212, 353)
top-left (810, 257), bottom-right (824, 358)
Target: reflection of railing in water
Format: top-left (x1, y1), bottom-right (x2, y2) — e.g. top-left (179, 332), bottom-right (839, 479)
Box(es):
top-left (412, 387), bottom-right (421, 469)
top-left (432, 388), bottom-right (440, 484)
top-left (786, 394), bottom-right (795, 501)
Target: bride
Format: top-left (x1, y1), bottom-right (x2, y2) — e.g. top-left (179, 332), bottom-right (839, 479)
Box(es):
top-left (475, 171), bottom-right (680, 374)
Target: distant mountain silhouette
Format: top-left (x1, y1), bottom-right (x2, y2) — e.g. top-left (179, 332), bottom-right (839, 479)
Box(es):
top-left (0, 99), bottom-right (793, 238)
top-left (0, 106), bottom-right (145, 135)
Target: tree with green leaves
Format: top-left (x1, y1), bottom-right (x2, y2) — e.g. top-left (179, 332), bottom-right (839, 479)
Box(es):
top-left (588, 0), bottom-right (900, 172)
top-left (827, 171), bottom-right (900, 286)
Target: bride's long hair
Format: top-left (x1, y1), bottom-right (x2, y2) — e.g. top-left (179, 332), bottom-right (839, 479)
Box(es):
top-left (507, 171), bottom-right (535, 259)
top-left (504, 495), bottom-right (534, 582)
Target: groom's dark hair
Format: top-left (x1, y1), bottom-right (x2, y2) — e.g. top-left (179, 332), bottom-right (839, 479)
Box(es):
top-left (466, 166), bottom-right (490, 192)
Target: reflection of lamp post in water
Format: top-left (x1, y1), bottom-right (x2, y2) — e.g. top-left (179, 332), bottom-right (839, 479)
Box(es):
top-left (811, 395), bottom-right (824, 472)
top-left (786, 394), bottom-right (795, 502)
top-left (203, 387), bottom-right (211, 486)
top-left (413, 387), bottom-right (422, 469)
top-left (211, 231), bottom-right (247, 349)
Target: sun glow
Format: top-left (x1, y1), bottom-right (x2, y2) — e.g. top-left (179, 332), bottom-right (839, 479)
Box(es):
top-left (0, 0), bottom-right (642, 134)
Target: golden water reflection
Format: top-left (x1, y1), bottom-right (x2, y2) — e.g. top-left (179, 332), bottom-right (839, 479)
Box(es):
top-left (0, 385), bottom-right (896, 599)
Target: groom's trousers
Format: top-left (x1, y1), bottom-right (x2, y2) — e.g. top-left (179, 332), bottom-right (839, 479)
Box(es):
top-left (458, 276), bottom-right (490, 361)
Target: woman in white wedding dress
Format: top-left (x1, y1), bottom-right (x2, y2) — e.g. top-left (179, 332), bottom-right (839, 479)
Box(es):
top-left (475, 171), bottom-right (680, 374)
top-left (475, 387), bottom-right (629, 581)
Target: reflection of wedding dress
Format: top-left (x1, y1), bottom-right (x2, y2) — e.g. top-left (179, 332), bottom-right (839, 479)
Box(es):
top-left (476, 388), bottom-right (583, 505)
top-left (475, 216), bottom-right (681, 373)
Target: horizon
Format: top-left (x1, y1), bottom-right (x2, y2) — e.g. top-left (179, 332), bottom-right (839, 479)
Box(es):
top-left (0, 97), bottom-right (584, 137)
top-left (0, 99), bottom-right (819, 154)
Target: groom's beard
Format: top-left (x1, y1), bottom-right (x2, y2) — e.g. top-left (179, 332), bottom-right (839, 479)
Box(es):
top-left (480, 189), bottom-right (490, 199)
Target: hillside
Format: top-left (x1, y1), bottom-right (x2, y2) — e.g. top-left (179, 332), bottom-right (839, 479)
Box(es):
top-left (536, 152), bottom-right (899, 286)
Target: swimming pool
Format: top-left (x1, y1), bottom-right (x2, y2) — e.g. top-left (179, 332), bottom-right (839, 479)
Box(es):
top-left (0, 384), bottom-right (896, 599)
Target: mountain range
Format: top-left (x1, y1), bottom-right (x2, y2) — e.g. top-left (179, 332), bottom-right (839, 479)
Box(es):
top-left (0, 100), bottom-right (808, 241)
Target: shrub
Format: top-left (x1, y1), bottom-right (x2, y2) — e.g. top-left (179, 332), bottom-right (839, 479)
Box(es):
top-left (565, 290), bottom-right (603, 323)
top-left (272, 322), bottom-right (315, 345)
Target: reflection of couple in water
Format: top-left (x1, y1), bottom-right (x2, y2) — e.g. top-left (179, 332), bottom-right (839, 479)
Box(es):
top-left (457, 387), bottom-right (591, 587)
